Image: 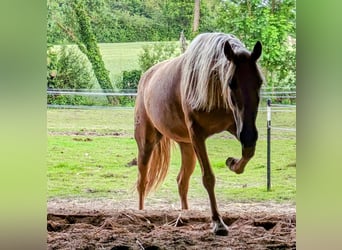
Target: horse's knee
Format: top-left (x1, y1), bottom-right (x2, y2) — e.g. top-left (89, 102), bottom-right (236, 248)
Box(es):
top-left (202, 173), bottom-right (215, 190)
top-left (176, 172), bottom-right (181, 184)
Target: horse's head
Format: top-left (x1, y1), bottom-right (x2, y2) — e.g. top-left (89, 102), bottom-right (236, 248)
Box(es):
top-left (224, 41), bottom-right (263, 150)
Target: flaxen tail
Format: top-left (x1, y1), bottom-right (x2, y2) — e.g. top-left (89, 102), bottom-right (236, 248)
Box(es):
top-left (144, 136), bottom-right (171, 195)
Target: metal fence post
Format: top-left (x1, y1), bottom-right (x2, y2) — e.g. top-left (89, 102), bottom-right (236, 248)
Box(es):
top-left (267, 99), bottom-right (271, 191)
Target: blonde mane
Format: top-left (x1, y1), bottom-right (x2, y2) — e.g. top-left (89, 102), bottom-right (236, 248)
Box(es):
top-left (180, 33), bottom-right (245, 111)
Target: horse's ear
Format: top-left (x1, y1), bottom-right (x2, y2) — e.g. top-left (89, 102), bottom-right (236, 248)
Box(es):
top-left (251, 41), bottom-right (262, 61)
top-left (224, 41), bottom-right (235, 62)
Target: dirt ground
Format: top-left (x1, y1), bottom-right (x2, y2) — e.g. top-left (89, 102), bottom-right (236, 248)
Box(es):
top-left (47, 199), bottom-right (295, 249)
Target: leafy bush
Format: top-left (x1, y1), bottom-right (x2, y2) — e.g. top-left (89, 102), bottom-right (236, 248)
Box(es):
top-left (48, 45), bottom-right (95, 90)
top-left (116, 70), bottom-right (142, 90)
top-left (48, 95), bottom-right (98, 106)
top-left (47, 45), bottom-right (97, 105)
top-left (114, 69), bottom-right (142, 107)
top-left (138, 42), bottom-right (180, 72)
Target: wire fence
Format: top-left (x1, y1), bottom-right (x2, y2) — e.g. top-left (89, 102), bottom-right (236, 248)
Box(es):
top-left (47, 89), bottom-right (296, 191)
top-left (47, 90), bottom-right (138, 96)
top-left (47, 88), bottom-right (296, 107)
top-left (47, 89), bottom-right (296, 137)
top-left (47, 88), bottom-right (295, 96)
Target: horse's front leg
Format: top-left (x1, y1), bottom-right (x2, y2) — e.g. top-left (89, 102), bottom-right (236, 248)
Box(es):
top-left (188, 122), bottom-right (228, 236)
top-left (226, 146), bottom-right (255, 174)
top-left (225, 126), bottom-right (256, 174)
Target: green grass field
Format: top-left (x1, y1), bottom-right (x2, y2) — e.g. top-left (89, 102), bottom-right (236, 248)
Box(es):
top-left (53, 42), bottom-right (179, 89)
top-left (100, 41), bottom-right (181, 76)
top-left (99, 42), bottom-right (150, 77)
top-left (47, 108), bottom-right (296, 205)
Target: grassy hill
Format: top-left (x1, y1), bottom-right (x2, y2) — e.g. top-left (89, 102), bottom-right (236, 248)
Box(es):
top-left (99, 42), bottom-right (150, 78)
top-left (53, 41), bottom-right (180, 90)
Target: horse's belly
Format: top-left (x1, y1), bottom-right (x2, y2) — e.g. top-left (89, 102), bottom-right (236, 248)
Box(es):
top-left (147, 103), bottom-right (191, 142)
top-left (146, 102), bottom-right (235, 142)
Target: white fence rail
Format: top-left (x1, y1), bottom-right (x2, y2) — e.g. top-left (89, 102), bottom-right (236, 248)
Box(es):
top-left (47, 89), bottom-right (296, 98)
top-left (47, 90), bottom-right (138, 96)
top-left (47, 89), bottom-right (296, 125)
top-left (47, 89), bottom-right (296, 134)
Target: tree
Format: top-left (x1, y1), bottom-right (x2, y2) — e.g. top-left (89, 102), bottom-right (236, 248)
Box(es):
top-left (161, 0), bottom-right (194, 40)
top-left (214, 0), bottom-right (296, 88)
top-left (47, 0), bottom-right (206, 43)
top-left (57, 0), bottom-right (117, 104)
top-left (47, 0), bottom-right (295, 90)
top-left (193, 0), bottom-right (200, 34)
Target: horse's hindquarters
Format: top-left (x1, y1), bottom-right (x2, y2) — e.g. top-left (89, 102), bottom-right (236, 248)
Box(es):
top-left (142, 59), bottom-right (191, 143)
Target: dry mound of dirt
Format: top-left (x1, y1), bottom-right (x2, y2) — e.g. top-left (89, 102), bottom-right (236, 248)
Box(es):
top-left (47, 208), bottom-right (295, 249)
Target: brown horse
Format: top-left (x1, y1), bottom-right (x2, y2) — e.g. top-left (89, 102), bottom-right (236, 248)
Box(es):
top-left (134, 33), bottom-right (263, 236)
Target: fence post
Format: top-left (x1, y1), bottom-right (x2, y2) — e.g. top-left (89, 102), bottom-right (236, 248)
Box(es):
top-left (267, 99), bottom-right (271, 191)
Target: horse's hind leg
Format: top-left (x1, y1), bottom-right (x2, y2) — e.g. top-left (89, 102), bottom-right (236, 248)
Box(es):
top-left (135, 113), bottom-right (161, 210)
top-left (177, 142), bottom-right (196, 210)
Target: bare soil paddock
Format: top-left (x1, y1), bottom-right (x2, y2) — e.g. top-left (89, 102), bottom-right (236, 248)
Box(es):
top-left (48, 199), bottom-right (295, 249)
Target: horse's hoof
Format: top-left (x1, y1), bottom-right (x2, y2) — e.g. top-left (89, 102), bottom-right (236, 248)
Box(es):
top-left (226, 157), bottom-right (238, 171)
top-left (214, 227), bottom-right (229, 236)
top-left (212, 221), bottom-right (229, 236)
top-left (226, 157), bottom-right (244, 174)
top-left (226, 157), bottom-right (236, 167)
